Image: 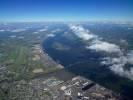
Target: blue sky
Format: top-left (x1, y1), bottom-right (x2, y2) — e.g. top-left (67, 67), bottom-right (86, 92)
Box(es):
top-left (0, 0), bottom-right (133, 22)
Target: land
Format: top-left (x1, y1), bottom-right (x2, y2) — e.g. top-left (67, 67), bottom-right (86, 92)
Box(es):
top-left (8, 76), bottom-right (122, 100)
top-left (0, 23), bottom-right (63, 100)
top-left (0, 23), bottom-right (125, 100)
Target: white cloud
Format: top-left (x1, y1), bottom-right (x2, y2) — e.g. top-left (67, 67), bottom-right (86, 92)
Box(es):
top-left (127, 50), bottom-right (133, 64)
top-left (9, 35), bottom-right (16, 38)
top-left (0, 30), bottom-right (5, 32)
top-left (102, 56), bottom-right (133, 80)
top-left (18, 36), bottom-right (24, 39)
top-left (70, 25), bottom-right (121, 54)
top-left (11, 29), bottom-right (26, 32)
top-left (33, 31), bottom-right (39, 34)
top-left (51, 28), bottom-right (61, 33)
top-left (47, 33), bottom-right (55, 37)
top-left (69, 24), bottom-right (133, 80)
top-left (33, 28), bottom-right (47, 34)
top-left (70, 25), bottom-right (97, 40)
top-left (38, 28), bottom-right (47, 32)
top-left (101, 50), bottom-right (133, 80)
top-left (110, 64), bottom-right (133, 80)
top-left (88, 40), bottom-right (121, 54)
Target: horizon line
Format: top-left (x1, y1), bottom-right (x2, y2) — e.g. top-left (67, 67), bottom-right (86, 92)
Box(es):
top-left (0, 20), bottom-right (133, 23)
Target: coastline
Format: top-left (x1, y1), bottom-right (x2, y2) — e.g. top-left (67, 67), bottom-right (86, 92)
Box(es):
top-left (40, 43), bottom-right (64, 69)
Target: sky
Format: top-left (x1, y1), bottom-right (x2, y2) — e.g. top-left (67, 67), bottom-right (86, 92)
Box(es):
top-left (0, 0), bottom-right (133, 22)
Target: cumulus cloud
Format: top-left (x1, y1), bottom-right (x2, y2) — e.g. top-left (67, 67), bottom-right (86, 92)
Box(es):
top-left (33, 31), bottom-right (39, 34)
top-left (11, 29), bottom-right (26, 32)
top-left (18, 36), bottom-right (24, 39)
top-left (127, 50), bottom-right (133, 64)
top-left (38, 28), bottom-right (47, 32)
top-left (33, 28), bottom-right (47, 34)
top-left (51, 28), bottom-right (61, 33)
top-left (47, 33), bottom-right (55, 37)
top-left (110, 65), bottom-right (133, 80)
top-left (70, 25), bottom-right (121, 54)
top-left (69, 25), bottom-right (97, 40)
top-left (0, 29), bottom-right (5, 32)
top-left (88, 40), bottom-right (121, 54)
top-left (69, 24), bottom-right (133, 80)
top-left (101, 55), bottom-right (133, 80)
top-left (9, 35), bottom-right (16, 38)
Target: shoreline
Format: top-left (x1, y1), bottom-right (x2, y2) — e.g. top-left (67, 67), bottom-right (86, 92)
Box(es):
top-left (31, 37), bottom-right (64, 75)
top-left (40, 43), bottom-right (64, 69)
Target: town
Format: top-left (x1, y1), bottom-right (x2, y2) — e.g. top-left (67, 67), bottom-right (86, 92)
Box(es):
top-left (9, 76), bottom-right (121, 100)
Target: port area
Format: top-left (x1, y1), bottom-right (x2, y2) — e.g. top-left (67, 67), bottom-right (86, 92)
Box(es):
top-left (9, 75), bottom-right (122, 100)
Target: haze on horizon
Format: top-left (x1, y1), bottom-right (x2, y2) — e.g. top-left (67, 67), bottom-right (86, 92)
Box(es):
top-left (0, 0), bottom-right (133, 22)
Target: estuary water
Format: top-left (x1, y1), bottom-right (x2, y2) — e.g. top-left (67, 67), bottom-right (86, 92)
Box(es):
top-left (43, 24), bottom-right (133, 99)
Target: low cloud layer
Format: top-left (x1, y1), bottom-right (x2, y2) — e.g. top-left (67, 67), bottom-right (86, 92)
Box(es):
top-left (88, 40), bottom-right (121, 54)
top-left (47, 33), bottom-right (55, 37)
top-left (102, 54), bottom-right (133, 80)
top-left (11, 29), bottom-right (26, 32)
top-left (38, 28), bottom-right (47, 32)
top-left (0, 29), bottom-right (5, 32)
top-left (33, 28), bottom-right (47, 34)
top-left (51, 28), bottom-right (61, 33)
top-left (69, 24), bottom-right (133, 80)
top-left (127, 50), bottom-right (133, 64)
top-left (70, 25), bottom-right (97, 40)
